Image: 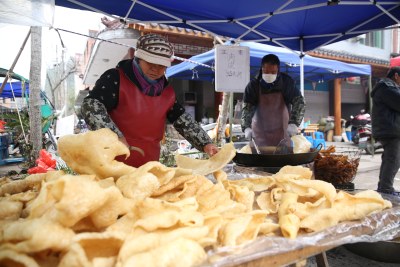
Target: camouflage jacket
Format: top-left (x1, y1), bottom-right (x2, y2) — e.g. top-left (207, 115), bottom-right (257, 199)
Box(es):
top-left (81, 59), bottom-right (212, 152)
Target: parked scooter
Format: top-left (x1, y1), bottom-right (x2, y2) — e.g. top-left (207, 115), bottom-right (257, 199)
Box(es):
top-left (345, 110), bottom-right (382, 155)
top-left (357, 123), bottom-right (383, 155)
top-left (345, 110), bottom-right (371, 145)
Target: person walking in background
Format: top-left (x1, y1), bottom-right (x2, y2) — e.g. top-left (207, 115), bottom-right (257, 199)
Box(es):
top-left (241, 54), bottom-right (305, 148)
top-left (371, 66), bottom-right (400, 195)
top-left (81, 34), bottom-right (218, 167)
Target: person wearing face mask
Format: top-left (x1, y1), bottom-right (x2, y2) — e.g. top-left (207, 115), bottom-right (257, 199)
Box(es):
top-left (81, 34), bottom-right (218, 167)
top-left (371, 66), bottom-right (400, 196)
top-left (241, 54), bottom-right (305, 148)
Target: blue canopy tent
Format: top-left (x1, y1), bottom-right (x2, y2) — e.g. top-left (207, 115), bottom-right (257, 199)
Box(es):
top-left (166, 42), bottom-right (371, 84)
top-left (0, 68), bottom-right (30, 98)
top-left (55, 0), bottom-right (399, 52)
top-left (54, 0), bottom-right (398, 94)
top-left (52, 0), bottom-right (397, 138)
top-left (0, 82), bottom-right (30, 99)
top-left (0, 69), bottom-right (54, 133)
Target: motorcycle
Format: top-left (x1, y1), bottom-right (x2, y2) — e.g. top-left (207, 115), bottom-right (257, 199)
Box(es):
top-left (357, 123), bottom-right (383, 155)
top-left (345, 110), bottom-right (382, 155)
top-left (345, 110), bottom-right (371, 145)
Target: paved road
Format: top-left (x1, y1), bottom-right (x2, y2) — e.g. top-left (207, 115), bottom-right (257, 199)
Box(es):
top-left (330, 142), bottom-right (400, 191)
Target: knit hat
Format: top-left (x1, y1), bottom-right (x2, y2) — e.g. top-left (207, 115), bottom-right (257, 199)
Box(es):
top-left (135, 34), bottom-right (174, 67)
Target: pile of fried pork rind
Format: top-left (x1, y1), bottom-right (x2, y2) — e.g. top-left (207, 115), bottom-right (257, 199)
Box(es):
top-left (0, 128), bottom-right (398, 267)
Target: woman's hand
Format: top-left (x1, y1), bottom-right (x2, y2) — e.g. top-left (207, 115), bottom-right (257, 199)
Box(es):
top-left (203, 143), bottom-right (219, 157)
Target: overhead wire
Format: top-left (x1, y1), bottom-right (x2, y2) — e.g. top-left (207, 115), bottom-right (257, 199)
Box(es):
top-left (55, 27), bottom-right (213, 68)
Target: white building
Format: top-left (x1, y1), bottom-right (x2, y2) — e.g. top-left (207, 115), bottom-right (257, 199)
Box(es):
top-left (305, 28), bottom-right (398, 123)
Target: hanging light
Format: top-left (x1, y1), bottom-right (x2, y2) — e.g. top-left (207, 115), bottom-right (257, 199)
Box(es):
top-left (191, 69), bottom-right (199, 80)
top-left (327, 0), bottom-right (340, 6)
top-left (285, 62), bottom-right (299, 68)
top-left (327, 69), bottom-right (343, 74)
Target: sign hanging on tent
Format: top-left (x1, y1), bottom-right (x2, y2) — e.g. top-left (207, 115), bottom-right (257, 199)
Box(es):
top-left (215, 45), bottom-right (250, 92)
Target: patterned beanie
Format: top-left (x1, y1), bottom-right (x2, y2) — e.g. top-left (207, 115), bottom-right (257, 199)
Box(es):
top-left (134, 34), bottom-right (174, 67)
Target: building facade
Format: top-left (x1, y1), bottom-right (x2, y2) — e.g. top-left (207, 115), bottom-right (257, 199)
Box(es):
top-left (304, 28), bottom-right (398, 124)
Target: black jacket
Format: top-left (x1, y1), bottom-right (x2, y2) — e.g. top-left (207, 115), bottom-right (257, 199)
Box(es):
top-left (371, 78), bottom-right (400, 139)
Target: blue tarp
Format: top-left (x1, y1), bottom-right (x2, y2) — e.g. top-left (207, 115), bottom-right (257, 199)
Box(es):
top-left (0, 81), bottom-right (29, 98)
top-left (166, 42), bottom-right (371, 83)
top-left (54, 0), bottom-right (400, 52)
top-left (0, 68), bottom-right (30, 98)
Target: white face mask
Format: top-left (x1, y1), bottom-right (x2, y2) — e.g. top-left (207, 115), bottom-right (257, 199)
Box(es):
top-left (262, 74), bottom-right (277, 83)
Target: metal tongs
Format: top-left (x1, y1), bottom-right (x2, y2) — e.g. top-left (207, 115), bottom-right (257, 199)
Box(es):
top-left (252, 137), bottom-right (261, 154)
top-left (274, 136), bottom-right (291, 155)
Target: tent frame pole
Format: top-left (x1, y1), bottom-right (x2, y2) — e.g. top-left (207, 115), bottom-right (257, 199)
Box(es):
top-left (300, 39), bottom-right (305, 128)
top-left (229, 92), bottom-right (234, 143)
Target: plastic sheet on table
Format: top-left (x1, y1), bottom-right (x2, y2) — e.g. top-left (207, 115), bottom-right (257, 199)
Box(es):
top-left (206, 164), bottom-right (273, 183)
top-left (201, 165), bottom-right (400, 267)
top-left (201, 198), bottom-right (400, 266)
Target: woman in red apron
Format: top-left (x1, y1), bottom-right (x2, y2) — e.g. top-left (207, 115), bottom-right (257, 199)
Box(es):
top-left (81, 34), bottom-right (218, 167)
top-left (241, 54), bottom-right (306, 149)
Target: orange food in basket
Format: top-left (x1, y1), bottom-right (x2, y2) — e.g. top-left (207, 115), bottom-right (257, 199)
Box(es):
top-left (314, 146), bottom-right (360, 184)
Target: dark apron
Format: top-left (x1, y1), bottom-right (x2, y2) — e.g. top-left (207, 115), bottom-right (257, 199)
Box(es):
top-left (251, 89), bottom-right (289, 147)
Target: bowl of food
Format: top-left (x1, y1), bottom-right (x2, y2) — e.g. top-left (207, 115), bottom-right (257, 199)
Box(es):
top-left (314, 146), bottom-right (361, 185)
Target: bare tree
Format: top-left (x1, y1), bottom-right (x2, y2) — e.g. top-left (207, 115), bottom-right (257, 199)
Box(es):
top-left (29, 26), bottom-right (42, 162)
top-left (46, 57), bottom-right (78, 110)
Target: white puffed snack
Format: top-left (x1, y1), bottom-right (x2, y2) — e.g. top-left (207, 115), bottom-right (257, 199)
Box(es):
top-left (291, 135), bottom-right (312, 154)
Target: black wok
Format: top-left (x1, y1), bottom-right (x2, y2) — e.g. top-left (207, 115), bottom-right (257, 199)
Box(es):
top-left (344, 240), bottom-right (400, 263)
top-left (233, 144), bottom-right (322, 168)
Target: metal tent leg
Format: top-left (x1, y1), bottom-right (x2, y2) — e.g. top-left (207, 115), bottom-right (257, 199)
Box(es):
top-left (315, 252), bottom-right (330, 267)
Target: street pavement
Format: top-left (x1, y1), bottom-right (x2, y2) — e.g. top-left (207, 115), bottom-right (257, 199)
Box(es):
top-left (326, 141), bottom-right (400, 191)
top-left (0, 141), bottom-right (399, 266)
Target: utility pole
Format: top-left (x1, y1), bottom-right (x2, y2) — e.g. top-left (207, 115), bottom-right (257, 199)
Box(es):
top-left (29, 26), bottom-right (43, 162)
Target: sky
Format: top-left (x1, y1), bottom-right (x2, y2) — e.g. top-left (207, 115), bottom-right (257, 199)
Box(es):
top-left (0, 6), bottom-right (104, 79)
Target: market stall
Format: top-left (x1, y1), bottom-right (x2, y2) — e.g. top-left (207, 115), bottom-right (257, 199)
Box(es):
top-left (1, 1), bottom-right (400, 266)
top-left (0, 129), bottom-right (399, 267)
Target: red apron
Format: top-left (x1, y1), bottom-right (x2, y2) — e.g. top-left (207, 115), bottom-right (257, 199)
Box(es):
top-left (109, 69), bottom-right (175, 167)
top-left (251, 88), bottom-right (289, 147)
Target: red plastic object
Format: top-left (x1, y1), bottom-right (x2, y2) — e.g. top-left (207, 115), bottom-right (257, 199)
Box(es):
top-left (390, 56), bottom-right (400, 67)
top-left (28, 149), bottom-right (56, 174)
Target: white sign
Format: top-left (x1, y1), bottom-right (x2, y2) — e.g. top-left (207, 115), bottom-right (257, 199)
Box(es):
top-left (215, 45), bottom-right (250, 92)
